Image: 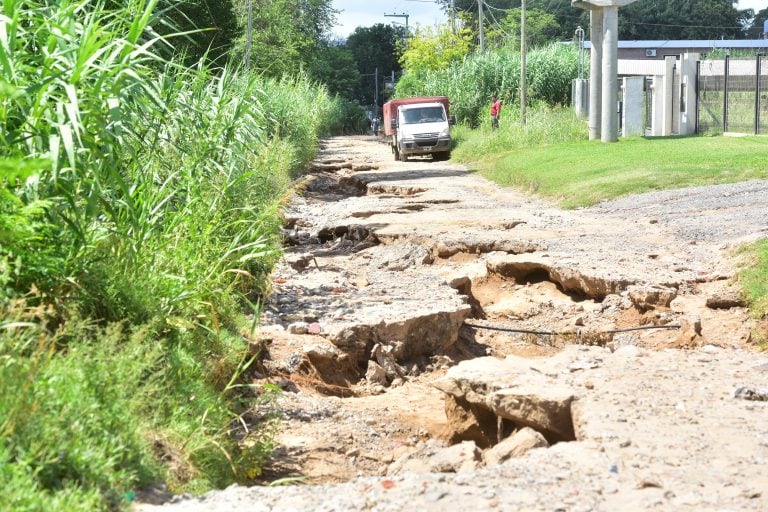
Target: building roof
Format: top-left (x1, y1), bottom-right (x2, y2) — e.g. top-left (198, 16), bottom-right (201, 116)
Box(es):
top-left (584, 39), bottom-right (768, 49)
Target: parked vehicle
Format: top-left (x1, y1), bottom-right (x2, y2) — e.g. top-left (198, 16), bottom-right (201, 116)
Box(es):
top-left (383, 96), bottom-right (456, 162)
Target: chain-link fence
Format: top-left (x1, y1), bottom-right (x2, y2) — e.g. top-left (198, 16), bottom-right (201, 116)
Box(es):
top-left (697, 55), bottom-right (768, 135)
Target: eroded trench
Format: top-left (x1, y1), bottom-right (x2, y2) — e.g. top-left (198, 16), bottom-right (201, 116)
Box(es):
top-left (252, 160), bottom-right (729, 482)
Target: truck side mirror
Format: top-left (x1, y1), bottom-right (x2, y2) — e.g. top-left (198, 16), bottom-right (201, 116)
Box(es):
top-left (449, 115), bottom-right (456, 125)
top-left (391, 119), bottom-right (398, 129)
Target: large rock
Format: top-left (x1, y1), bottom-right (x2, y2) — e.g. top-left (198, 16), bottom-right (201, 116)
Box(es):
top-left (364, 243), bottom-right (432, 271)
top-left (627, 284), bottom-right (677, 311)
top-left (387, 441), bottom-right (481, 475)
top-left (270, 267), bottom-right (471, 367)
top-left (484, 427), bottom-right (549, 466)
top-left (441, 395), bottom-right (499, 448)
top-left (322, 271), bottom-right (471, 365)
top-left (705, 289), bottom-right (745, 309)
top-left (434, 355), bottom-right (577, 444)
top-left (486, 253), bottom-right (635, 300)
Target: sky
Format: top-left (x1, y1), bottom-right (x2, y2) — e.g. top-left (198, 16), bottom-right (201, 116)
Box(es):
top-left (331, 1), bottom-right (768, 39)
top-left (737, 0), bottom-right (768, 13)
top-left (331, 0), bottom-right (446, 38)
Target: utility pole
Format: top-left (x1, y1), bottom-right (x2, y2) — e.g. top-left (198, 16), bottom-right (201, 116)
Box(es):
top-left (478, 0), bottom-right (485, 52)
top-left (520, 0), bottom-right (526, 125)
top-left (450, 0), bottom-right (456, 34)
top-left (374, 67), bottom-right (379, 116)
top-left (384, 12), bottom-right (410, 34)
top-left (245, 0), bottom-right (253, 69)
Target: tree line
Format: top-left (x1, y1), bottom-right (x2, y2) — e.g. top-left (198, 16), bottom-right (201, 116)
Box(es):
top-left (438, 0), bottom-right (768, 42)
top-left (171, 1), bottom-right (768, 114)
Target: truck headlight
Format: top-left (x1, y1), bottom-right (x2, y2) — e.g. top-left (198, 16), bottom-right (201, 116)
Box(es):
top-left (439, 127), bottom-right (450, 138)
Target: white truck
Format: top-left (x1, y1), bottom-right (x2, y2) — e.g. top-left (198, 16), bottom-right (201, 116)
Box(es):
top-left (382, 96), bottom-right (456, 162)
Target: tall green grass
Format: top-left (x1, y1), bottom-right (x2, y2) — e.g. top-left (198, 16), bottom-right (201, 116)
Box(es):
top-left (452, 106), bottom-right (587, 159)
top-left (1, 0), bottom-right (344, 508)
top-left (396, 43), bottom-right (578, 126)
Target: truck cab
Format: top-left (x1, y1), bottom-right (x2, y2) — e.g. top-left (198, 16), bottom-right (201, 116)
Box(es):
top-left (395, 103), bottom-right (452, 161)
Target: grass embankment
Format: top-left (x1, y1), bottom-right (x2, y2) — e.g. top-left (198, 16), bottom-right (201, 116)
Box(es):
top-left (0, 0), bottom-right (353, 509)
top-left (452, 110), bottom-right (768, 208)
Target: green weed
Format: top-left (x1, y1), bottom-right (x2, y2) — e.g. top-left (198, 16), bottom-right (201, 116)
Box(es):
top-left (738, 240), bottom-right (768, 348)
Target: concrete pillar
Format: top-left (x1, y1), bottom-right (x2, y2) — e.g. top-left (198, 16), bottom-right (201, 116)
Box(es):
top-left (573, 78), bottom-right (589, 118)
top-left (678, 52), bottom-right (699, 135)
top-left (622, 76), bottom-right (644, 136)
top-left (589, 9), bottom-right (603, 140)
top-left (601, 6), bottom-right (618, 142)
top-left (651, 75), bottom-right (664, 136)
top-left (662, 56), bottom-right (675, 136)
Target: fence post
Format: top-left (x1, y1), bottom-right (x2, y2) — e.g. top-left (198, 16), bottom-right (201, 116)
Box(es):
top-left (723, 55), bottom-right (730, 133)
top-left (695, 60), bottom-right (700, 134)
top-left (756, 54), bottom-right (763, 135)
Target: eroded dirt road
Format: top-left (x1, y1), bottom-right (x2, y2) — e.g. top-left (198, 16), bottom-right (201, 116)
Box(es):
top-left (138, 136), bottom-right (768, 511)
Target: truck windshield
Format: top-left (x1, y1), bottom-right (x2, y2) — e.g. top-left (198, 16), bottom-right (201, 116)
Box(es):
top-left (401, 106), bottom-right (446, 124)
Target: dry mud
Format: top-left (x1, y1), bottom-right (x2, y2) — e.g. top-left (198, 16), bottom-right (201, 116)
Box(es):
top-left (136, 136), bottom-right (768, 512)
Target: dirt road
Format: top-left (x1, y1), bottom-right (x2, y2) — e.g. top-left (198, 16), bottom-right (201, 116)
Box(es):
top-left (137, 136), bottom-right (768, 511)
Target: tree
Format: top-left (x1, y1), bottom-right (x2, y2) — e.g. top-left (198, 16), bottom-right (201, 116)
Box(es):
top-left (439, 0), bottom-right (758, 42)
top-left (399, 24), bottom-right (474, 75)
top-left (618, 0), bottom-right (749, 40)
top-left (485, 8), bottom-right (560, 49)
top-left (437, 0), bottom-right (586, 42)
top-left (158, 0), bottom-right (240, 65)
top-left (309, 44), bottom-right (362, 99)
top-left (346, 24), bottom-right (407, 106)
top-left (104, 0), bottom-right (240, 65)
top-left (744, 8), bottom-right (768, 38)
top-left (231, 0), bottom-right (337, 77)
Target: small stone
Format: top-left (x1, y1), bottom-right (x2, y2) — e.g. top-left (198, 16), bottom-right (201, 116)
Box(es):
top-left (287, 322), bottom-right (309, 334)
top-left (366, 361), bottom-right (388, 386)
top-left (705, 290), bottom-right (745, 309)
top-left (484, 428), bottom-right (549, 466)
top-left (345, 448), bottom-right (360, 457)
top-left (308, 322), bottom-right (322, 334)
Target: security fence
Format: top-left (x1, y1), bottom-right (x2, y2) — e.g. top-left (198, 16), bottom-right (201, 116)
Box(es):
top-left (697, 55), bottom-right (768, 135)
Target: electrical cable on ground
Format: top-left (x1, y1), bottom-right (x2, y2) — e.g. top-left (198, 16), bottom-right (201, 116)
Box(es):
top-left (463, 320), bottom-right (681, 336)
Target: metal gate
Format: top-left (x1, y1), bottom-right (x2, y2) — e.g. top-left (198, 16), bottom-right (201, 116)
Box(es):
top-left (697, 55), bottom-right (768, 135)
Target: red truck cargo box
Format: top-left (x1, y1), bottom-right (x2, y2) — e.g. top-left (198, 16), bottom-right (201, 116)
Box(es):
top-left (383, 96), bottom-right (450, 137)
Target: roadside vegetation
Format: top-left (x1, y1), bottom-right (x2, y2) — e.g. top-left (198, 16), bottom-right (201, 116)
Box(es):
top-left (396, 43), bottom-right (578, 127)
top-left (0, 0), bottom-right (357, 509)
top-left (738, 240), bottom-right (768, 347)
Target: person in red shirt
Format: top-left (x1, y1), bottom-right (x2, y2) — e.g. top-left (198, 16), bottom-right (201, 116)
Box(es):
top-left (490, 95), bottom-right (502, 130)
